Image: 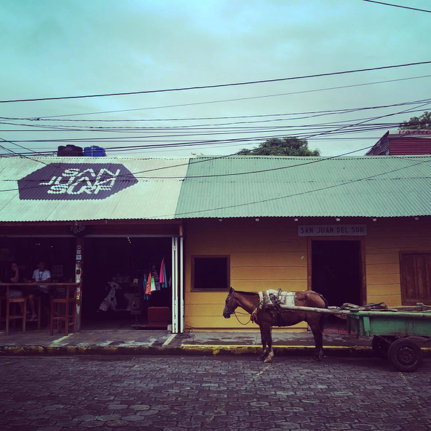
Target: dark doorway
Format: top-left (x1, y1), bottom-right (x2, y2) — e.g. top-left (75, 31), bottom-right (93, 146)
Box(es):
top-left (311, 240), bottom-right (362, 307)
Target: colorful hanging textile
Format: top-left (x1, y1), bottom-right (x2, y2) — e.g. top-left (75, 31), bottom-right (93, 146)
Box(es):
top-left (143, 274), bottom-right (150, 300)
top-left (145, 272), bottom-right (152, 295)
top-left (160, 259), bottom-right (165, 284)
top-left (160, 258), bottom-right (168, 288)
top-left (153, 268), bottom-right (161, 291)
top-left (150, 274), bottom-right (156, 292)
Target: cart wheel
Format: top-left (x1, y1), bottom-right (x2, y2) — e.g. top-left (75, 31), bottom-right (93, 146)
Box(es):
top-left (372, 336), bottom-right (390, 359)
top-left (388, 339), bottom-right (423, 372)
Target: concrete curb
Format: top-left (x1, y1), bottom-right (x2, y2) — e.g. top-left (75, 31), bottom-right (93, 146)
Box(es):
top-left (0, 344), bottom-right (377, 357)
top-left (1, 344), bottom-right (429, 357)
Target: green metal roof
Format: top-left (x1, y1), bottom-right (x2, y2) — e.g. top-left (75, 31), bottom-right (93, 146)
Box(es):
top-left (175, 155), bottom-right (431, 218)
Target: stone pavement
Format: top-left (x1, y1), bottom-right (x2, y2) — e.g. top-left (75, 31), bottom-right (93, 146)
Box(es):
top-left (0, 355), bottom-right (430, 430)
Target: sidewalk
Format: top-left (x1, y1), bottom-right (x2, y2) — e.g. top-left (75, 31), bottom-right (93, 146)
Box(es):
top-left (0, 327), bottom-right (383, 356)
top-left (1, 327), bottom-right (430, 357)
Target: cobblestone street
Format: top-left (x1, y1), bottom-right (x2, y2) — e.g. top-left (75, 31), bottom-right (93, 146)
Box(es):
top-left (0, 355), bottom-right (430, 431)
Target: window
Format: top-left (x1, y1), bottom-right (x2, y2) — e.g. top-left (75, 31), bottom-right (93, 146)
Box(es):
top-left (400, 252), bottom-right (431, 305)
top-left (192, 256), bottom-right (230, 291)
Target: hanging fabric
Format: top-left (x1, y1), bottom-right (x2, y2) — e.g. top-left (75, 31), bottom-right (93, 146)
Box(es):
top-left (160, 258), bottom-right (168, 289)
top-left (143, 274), bottom-right (150, 300)
top-left (160, 259), bottom-right (165, 284)
top-left (150, 274), bottom-right (156, 292)
top-left (153, 267), bottom-right (161, 291)
top-left (145, 272), bottom-right (152, 295)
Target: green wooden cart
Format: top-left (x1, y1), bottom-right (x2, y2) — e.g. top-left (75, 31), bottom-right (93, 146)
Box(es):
top-left (347, 306), bottom-right (431, 372)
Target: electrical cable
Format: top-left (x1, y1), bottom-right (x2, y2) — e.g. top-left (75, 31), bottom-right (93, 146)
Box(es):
top-left (1, 97), bottom-right (430, 132)
top-left (363, 0), bottom-right (431, 14)
top-left (9, 74), bottom-right (431, 119)
top-left (1, 61), bottom-right (431, 104)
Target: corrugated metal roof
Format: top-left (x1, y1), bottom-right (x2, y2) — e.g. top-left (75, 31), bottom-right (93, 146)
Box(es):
top-left (175, 155), bottom-right (431, 218)
top-left (0, 156), bottom-right (190, 222)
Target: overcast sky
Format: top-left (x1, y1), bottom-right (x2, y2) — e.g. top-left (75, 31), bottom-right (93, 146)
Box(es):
top-left (1, 0), bottom-right (430, 158)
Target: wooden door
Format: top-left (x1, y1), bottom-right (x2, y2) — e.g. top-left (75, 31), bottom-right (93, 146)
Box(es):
top-left (400, 252), bottom-right (431, 305)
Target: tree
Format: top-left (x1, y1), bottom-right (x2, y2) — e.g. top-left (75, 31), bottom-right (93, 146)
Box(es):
top-left (400, 111), bottom-right (431, 130)
top-left (236, 137), bottom-right (320, 156)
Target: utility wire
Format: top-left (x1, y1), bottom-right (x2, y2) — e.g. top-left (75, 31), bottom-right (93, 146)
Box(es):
top-left (1, 61), bottom-right (431, 104)
top-left (2, 97), bottom-right (429, 132)
top-left (363, 0), bottom-right (431, 14)
top-left (11, 74), bottom-right (431, 120)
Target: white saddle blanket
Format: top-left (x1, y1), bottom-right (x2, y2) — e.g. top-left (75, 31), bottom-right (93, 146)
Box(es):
top-left (259, 289), bottom-right (296, 308)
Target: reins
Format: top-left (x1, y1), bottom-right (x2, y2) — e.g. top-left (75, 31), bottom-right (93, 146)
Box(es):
top-left (233, 300), bottom-right (263, 325)
top-left (233, 310), bottom-right (252, 325)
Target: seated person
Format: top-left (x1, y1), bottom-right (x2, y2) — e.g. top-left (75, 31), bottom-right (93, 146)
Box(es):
top-left (9, 262), bottom-right (23, 298)
top-left (29, 261), bottom-right (52, 324)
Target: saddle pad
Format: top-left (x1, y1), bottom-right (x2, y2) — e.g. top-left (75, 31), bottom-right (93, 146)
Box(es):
top-left (264, 289), bottom-right (296, 307)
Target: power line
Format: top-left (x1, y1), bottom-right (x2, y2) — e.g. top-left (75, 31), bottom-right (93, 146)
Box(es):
top-left (363, 0), bottom-right (431, 14)
top-left (0, 137), bottom-right (49, 165)
top-left (8, 74), bottom-right (431, 120)
top-left (1, 61), bottom-right (431, 104)
top-left (2, 97), bottom-right (429, 132)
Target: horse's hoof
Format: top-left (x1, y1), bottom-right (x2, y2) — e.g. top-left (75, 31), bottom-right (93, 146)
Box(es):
top-left (263, 357), bottom-right (272, 363)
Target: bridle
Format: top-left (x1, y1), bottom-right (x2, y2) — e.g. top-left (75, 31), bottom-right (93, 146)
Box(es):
top-left (225, 291), bottom-right (262, 326)
top-left (224, 292), bottom-right (237, 316)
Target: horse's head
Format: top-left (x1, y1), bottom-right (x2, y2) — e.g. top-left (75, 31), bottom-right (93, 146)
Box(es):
top-left (223, 287), bottom-right (238, 318)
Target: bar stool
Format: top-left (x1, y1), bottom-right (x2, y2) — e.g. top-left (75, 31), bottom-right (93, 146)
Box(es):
top-left (50, 286), bottom-right (77, 336)
top-left (5, 296), bottom-right (27, 335)
top-left (0, 296), bottom-right (6, 326)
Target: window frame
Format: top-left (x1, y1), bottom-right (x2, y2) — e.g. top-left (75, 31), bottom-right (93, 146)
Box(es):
top-left (191, 255), bottom-right (230, 292)
top-left (399, 251), bottom-right (431, 306)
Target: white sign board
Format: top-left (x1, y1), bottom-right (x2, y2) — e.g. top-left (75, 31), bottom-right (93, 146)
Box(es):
top-left (298, 225), bottom-right (367, 236)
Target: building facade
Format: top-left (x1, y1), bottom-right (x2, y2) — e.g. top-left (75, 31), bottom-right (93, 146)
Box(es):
top-left (1, 154), bottom-right (430, 333)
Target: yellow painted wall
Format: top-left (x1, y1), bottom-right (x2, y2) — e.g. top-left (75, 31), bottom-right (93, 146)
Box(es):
top-left (184, 218), bottom-right (431, 331)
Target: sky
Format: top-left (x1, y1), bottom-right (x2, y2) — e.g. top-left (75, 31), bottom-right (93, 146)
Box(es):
top-left (1, 0), bottom-right (430, 158)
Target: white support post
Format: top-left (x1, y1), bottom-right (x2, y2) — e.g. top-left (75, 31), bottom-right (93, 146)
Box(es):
top-left (179, 236), bottom-right (184, 333)
top-left (171, 237), bottom-right (178, 334)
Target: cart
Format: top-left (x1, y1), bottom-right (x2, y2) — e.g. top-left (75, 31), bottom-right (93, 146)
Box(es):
top-left (264, 302), bottom-right (431, 372)
top-left (347, 306), bottom-right (431, 372)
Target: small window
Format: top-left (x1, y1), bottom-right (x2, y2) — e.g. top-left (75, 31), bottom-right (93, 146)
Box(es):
top-left (192, 256), bottom-right (230, 291)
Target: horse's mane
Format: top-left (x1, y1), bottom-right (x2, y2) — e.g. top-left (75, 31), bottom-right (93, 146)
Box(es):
top-left (233, 290), bottom-right (259, 296)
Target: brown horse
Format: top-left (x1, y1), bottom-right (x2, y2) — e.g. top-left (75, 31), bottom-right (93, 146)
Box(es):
top-left (223, 287), bottom-right (328, 363)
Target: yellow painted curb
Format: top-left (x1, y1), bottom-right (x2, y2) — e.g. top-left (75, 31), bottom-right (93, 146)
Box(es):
top-left (181, 344), bottom-right (373, 350)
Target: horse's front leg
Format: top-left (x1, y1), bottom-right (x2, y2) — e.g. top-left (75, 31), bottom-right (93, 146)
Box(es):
top-left (258, 324), bottom-right (268, 361)
top-left (262, 323), bottom-right (274, 363)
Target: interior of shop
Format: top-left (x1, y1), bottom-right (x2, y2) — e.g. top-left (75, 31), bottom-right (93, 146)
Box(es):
top-left (0, 237), bottom-right (76, 285)
top-left (0, 236), bottom-right (172, 331)
top-left (82, 237), bottom-right (172, 330)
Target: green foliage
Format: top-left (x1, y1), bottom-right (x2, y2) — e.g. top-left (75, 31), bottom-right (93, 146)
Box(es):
top-left (400, 111), bottom-right (431, 130)
top-left (236, 137), bottom-right (320, 156)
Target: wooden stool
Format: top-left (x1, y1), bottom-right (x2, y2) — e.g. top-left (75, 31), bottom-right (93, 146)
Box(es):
top-left (50, 286), bottom-right (76, 336)
top-left (5, 297), bottom-right (26, 335)
top-left (0, 296), bottom-right (6, 325)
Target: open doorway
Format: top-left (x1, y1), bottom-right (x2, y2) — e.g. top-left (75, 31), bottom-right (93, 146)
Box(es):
top-left (311, 240), bottom-right (363, 333)
top-left (311, 240), bottom-right (362, 306)
top-left (82, 237), bottom-right (172, 330)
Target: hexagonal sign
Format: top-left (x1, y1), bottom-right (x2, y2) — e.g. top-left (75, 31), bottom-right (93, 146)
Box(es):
top-left (18, 163), bottom-right (138, 200)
